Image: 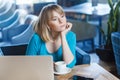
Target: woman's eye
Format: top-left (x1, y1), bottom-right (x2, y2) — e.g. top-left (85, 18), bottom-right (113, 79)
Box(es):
top-left (52, 18), bottom-right (57, 21)
top-left (61, 15), bottom-right (64, 18)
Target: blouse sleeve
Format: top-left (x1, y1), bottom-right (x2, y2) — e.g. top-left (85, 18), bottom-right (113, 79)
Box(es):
top-left (66, 31), bottom-right (76, 68)
top-left (26, 33), bottom-right (41, 55)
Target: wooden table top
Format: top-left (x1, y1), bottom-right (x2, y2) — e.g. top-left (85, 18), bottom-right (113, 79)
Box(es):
top-left (55, 63), bottom-right (119, 80)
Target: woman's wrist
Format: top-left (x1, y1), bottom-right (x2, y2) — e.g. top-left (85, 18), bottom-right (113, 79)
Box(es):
top-left (60, 32), bottom-right (66, 40)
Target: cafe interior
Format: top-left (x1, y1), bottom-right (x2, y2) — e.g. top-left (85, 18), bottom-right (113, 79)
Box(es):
top-left (0, 0), bottom-right (120, 79)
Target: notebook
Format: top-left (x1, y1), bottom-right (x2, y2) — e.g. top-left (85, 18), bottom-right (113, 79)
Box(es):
top-left (0, 56), bottom-right (54, 80)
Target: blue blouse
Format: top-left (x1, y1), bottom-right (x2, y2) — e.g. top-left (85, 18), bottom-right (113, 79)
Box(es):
top-left (26, 31), bottom-right (76, 68)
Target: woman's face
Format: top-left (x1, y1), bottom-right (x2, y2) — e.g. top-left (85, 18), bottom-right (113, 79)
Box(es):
top-left (48, 11), bottom-right (67, 32)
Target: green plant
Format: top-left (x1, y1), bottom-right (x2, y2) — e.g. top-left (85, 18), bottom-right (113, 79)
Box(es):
top-left (101, 0), bottom-right (120, 47)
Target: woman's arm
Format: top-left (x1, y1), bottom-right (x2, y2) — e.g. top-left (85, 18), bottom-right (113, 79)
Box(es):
top-left (60, 22), bottom-right (76, 68)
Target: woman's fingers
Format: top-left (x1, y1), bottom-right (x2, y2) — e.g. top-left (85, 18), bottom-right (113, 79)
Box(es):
top-left (66, 22), bottom-right (72, 31)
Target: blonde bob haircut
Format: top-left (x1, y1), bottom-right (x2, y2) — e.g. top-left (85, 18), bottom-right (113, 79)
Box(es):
top-left (34, 4), bottom-right (65, 42)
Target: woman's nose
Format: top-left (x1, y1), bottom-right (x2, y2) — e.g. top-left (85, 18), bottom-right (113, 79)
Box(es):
top-left (59, 18), bottom-right (63, 23)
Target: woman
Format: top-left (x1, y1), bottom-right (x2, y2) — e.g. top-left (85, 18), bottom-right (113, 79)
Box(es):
top-left (26, 4), bottom-right (76, 68)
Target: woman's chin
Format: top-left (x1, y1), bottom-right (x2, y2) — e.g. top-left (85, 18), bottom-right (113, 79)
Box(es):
top-left (57, 27), bottom-right (66, 32)
top-left (60, 29), bottom-right (66, 32)
top-left (61, 27), bottom-right (66, 30)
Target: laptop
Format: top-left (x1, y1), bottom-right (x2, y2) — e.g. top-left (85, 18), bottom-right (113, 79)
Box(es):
top-left (0, 56), bottom-right (54, 80)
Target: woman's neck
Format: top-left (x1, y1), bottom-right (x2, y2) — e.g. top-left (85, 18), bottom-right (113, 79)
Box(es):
top-left (51, 32), bottom-right (60, 42)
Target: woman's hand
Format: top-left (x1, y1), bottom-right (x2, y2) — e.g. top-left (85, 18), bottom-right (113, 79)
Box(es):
top-left (61, 22), bottom-right (72, 36)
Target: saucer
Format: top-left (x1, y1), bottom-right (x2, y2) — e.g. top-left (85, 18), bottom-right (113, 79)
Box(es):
top-left (54, 68), bottom-right (71, 75)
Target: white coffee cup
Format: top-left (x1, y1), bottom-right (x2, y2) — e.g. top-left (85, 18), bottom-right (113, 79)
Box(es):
top-left (55, 61), bottom-right (68, 73)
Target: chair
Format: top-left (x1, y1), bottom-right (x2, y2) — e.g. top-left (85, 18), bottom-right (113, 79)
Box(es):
top-left (24, 14), bottom-right (38, 24)
top-left (33, 2), bottom-right (56, 15)
top-left (0, 0), bottom-right (8, 13)
top-left (0, 0), bottom-right (3, 6)
top-left (57, 0), bottom-right (87, 7)
top-left (11, 21), bottom-right (35, 44)
top-left (0, 43), bottom-right (90, 65)
top-left (6, 14), bottom-right (38, 42)
top-left (0, 0), bottom-right (4, 9)
top-left (1, 44), bottom-right (27, 55)
top-left (67, 19), bottom-right (97, 52)
top-left (0, 48), bottom-right (3, 56)
top-left (75, 46), bottom-right (90, 65)
top-left (1, 9), bottom-right (22, 41)
top-left (10, 15), bottom-right (38, 44)
top-left (0, 1), bottom-right (16, 21)
top-left (0, 9), bottom-right (21, 29)
top-left (8, 24), bottom-right (29, 41)
top-left (111, 32), bottom-right (120, 75)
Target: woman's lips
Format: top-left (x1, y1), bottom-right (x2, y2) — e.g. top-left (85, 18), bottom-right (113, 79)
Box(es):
top-left (60, 24), bottom-right (66, 28)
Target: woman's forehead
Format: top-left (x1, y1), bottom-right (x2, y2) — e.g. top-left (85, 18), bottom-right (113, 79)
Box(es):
top-left (50, 11), bottom-right (64, 17)
top-left (52, 11), bottom-right (62, 15)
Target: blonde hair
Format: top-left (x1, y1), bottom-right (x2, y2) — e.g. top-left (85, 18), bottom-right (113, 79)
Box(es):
top-left (34, 4), bottom-right (65, 42)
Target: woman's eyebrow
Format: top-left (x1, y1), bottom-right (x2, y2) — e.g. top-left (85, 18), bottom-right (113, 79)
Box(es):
top-left (51, 16), bottom-right (58, 19)
top-left (52, 14), bottom-right (64, 18)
